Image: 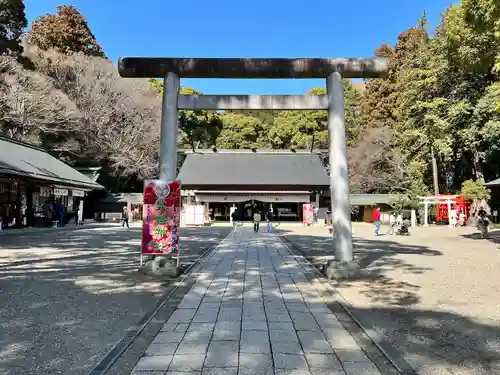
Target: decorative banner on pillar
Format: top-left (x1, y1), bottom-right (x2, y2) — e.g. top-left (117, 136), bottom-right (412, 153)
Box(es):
top-left (142, 180), bottom-right (181, 255)
top-left (303, 203), bottom-right (313, 225)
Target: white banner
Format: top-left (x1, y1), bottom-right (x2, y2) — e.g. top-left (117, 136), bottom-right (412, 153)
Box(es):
top-left (54, 188), bottom-right (68, 196)
top-left (72, 190), bottom-right (85, 197)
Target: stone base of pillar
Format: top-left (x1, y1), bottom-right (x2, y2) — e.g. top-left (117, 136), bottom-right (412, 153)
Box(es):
top-left (323, 259), bottom-right (362, 280)
top-left (139, 256), bottom-right (183, 277)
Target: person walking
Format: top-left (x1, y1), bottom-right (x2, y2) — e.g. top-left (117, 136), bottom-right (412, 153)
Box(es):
top-left (121, 206), bottom-right (130, 228)
top-left (477, 208), bottom-right (490, 239)
top-left (253, 211), bottom-right (261, 232)
top-left (388, 212), bottom-right (396, 235)
top-left (266, 210), bottom-right (274, 233)
top-left (373, 206), bottom-right (381, 236)
top-left (231, 209), bottom-right (238, 231)
top-left (75, 205), bottom-right (80, 225)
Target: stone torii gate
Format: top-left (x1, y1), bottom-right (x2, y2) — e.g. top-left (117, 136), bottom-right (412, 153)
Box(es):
top-left (118, 57), bottom-right (388, 278)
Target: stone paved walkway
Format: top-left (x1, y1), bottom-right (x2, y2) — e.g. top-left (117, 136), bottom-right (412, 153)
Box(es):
top-left (131, 229), bottom-right (383, 375)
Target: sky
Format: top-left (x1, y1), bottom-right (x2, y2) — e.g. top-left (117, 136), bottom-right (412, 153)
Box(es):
top-left (24, 0), bottom-right (458, 94)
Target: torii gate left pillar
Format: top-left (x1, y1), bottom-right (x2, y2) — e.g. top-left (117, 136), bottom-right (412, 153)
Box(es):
top-left (118, 57), bottom-right (388, 279)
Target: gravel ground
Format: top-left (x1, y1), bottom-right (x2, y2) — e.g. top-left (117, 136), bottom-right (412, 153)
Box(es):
top-left (0, 225), bottom-right (231, 375)
top-left (279, 223), bottom-right (500, 375)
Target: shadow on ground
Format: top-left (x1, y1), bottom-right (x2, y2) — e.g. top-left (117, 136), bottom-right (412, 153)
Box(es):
top-left (278, 229), bottom-right (500, 375)
top-left (461, 230), bottom-right (500, 246)
top-left (0, 226), bottom-right (231, 375)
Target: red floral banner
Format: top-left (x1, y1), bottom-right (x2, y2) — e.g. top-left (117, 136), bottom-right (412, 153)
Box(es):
top-left (142, 180), bottom-right (181, 255)
top-left (303, 203), bottom-right (313, 225)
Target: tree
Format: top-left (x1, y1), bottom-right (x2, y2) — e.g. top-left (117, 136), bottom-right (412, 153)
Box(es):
top-left (361, 43), bottom-right (397, 128)
top-left (0, 54), bottom-right (81, 146)
top-left (217, 112), bottom-right (269, 149)
top-left (348, 126), bottom-right (426, 194)
top-left (28, 5), bottom-right (105, 57)
top-left (461, 178), bottom-right (491, 218)
top-left (270, 82), bottom-right (362, 150)
top-left (148, 80), bottom-right (223, 150)
top-left (0, 0), bottom-right (27, 55)
top-left (26, 45), bottom-right (161, 179)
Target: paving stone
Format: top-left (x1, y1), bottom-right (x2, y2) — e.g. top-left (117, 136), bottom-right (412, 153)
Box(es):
top-left (217, 307), bottom-right (242, 321)
top-left (151, 331), bottom-right (185, 344)
top-left (275, 370), bottom-right (313, 375)
top-left (238, 353), bottom-right (273, 368)
top-left (266, 312), bottom-right (292, 322)
top-left (272, 341), bottom-right (304, 355)
top-left (169, 353), bottom-right (206, 371)
top-left (240, 330), bottom-right (271, 354)
top-left (334, 349), bottom-right (370, 363)
top-left (268, 321), bottom-right (295, 331)
top-left (201, 368), bottom-right (238, 375)
top-left (178, 298), bottom-right (203, 309)
top-left (305, 353), bottom-right (343, 369)
top-left (161, 323), bottom-right (179, 332)
top-left (313, 314), bottom-right (343, 329)
top-left (174, 323), bottom-right (190, 332)
top-left (203, 296), bottom-right (224, 303)
top-left (175, 340), bottom-right (210, 354)
top-left (221, 300), bottom-right (243, 308)
top-left (309, 370), bottom-right (346, 375)
top-left (212, 321), bottom-right (241, 340)
top-left (185, 323), bottom-right (215, 337)
top-left (297, 331), bottom-right (334, 354)
top-left (342, 362), bottom-right (382, 375)
top-left (322, 329), bottom-right (360, 350)
top-left (145, 342), bottom-right (179, 356)
top-left (132, 230), bottom-right (382, 375)
top-left (269, 329), bottom-right (299, 342)
top-left (292, 318), bottom-right (321, 332)
top-left (241, 320), bottom-right (268, 331)
top-left (193, 309), bottom-right (219, 323)
top-left (204, 340), bottom-right (239, 367)
top-left (134, 355), bottom-right (173, 371)
top-left (200, 302), bottom-right (222, 310)
top-left (273, 353), bottom-right (309, 370)
top-left (167, 309), bottom-right (197, 324)
top-left (286, 302), bottom-right (310, 312)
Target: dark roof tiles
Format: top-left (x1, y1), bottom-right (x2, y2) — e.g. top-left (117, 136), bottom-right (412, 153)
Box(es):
top-left (0, 137), bottom-right (103, 189)
top-left (177, 152), bottom-right (329, 186)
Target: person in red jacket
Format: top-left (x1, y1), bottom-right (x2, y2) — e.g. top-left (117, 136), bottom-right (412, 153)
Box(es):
top-left (373, 206), bottom-right (381, 235)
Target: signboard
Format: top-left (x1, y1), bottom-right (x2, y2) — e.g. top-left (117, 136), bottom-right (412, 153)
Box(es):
top-left (142, 180), bottom-right (181, 259)
top-left (54, 188), bottom-right (68, 196)
top-left (72, 190), bottom-right (85, 197)
top-left (40, 187), bottom-right (52, 197)
top-left (303, 203), bottom-right (313, 225)
top-left (184, 204), bottom-right (205, 226)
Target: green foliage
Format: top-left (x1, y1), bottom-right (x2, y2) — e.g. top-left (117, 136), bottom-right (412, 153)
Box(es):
top-left (217, 112), bottom-right (269, 149)
top-left (0, 0), bottom-right (27, 55)
top-left (270, 82), bottom-right (362, 149)
top-left (460, 178), bottom-right (490, 201)
top-left (389, 196), bottom-right (416, 213)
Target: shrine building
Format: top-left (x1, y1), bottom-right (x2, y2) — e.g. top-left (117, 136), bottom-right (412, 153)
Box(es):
top-left (177, 149), bottom-right (330, 221)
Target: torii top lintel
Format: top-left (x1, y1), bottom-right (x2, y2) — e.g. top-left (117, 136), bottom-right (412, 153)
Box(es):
top-left (117, 57), bottom-right (388, 79)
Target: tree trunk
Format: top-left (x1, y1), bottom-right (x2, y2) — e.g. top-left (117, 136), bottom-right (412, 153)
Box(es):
top-left (431, 146), bottom-right (439, 195)
top-left (473, 152), bottom-right (483, 179)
